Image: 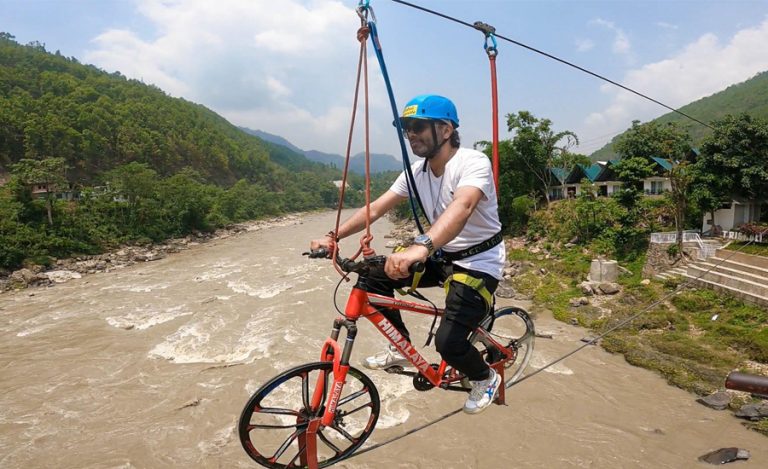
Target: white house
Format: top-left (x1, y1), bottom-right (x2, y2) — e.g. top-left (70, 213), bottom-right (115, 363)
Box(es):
top-left (701, 198), bottom-right (763, 234)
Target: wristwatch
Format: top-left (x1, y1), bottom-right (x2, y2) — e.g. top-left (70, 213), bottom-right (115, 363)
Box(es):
top-left (413, 234), bottom-right (435, 256)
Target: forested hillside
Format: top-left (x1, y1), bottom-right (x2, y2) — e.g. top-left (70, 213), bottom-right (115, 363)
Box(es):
top-left (0, 33), bottom-right (395, 271)
top-left (0, 33), bottom-right (335, 186)
top-left (591, 70), bottom-right (768, 160)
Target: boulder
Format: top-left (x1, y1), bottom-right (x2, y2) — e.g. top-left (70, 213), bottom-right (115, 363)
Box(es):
top-left (495, 283), bottom-right (516, 299)
top-left (9, 268), bottom-right (36, 288)
top-left (44, 270), bottom-right (83, 284)
top-left (579, 281), bottom-right (595, 295)
top-left (735, 402), bottom-right (768, 420)
top-left (696, 391), bottom-right (731, 410)
top-left (598, 282), bottom-right (621, 295)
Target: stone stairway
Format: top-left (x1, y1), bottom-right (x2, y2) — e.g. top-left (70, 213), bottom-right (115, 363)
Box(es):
top-left (655, 266), bottom-right (689, 281)
top-left (657, 248), bottom-right (768, 307)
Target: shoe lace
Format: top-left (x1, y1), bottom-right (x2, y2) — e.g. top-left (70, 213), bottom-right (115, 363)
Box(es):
top-left (469, 371), bottom-right (496, 401)
top-left (469, 380), bottom-right (486, 400)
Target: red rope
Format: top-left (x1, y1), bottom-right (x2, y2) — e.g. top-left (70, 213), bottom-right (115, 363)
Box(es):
top-left (489, 52), bottom-right (500, 197)
top-left (331, 24), bottom-right (374, 276)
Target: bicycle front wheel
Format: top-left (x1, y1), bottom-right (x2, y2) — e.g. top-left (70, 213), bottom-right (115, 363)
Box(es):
top-left (238, 361), bottom-right (380, 468)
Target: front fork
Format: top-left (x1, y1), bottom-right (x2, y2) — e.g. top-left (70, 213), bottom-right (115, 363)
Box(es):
top-left (299, 318), bottom-right (358, 469)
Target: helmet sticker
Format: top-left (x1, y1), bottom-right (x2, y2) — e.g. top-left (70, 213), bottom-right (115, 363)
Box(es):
top-left (402, 104), bottom-right (418, 118)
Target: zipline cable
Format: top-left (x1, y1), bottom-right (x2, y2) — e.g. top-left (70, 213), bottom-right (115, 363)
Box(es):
top-left (390, 0), bottom-right (715, 131)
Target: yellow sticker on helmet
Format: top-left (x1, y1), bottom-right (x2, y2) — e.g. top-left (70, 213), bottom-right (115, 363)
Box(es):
top-left (402, 104), bottom-right (418, 118)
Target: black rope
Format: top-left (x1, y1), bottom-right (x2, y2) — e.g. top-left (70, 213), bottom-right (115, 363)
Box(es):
top-left (390, 0), bottom-right (714, 131)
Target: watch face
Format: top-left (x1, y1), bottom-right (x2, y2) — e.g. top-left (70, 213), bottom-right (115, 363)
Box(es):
top-left (415, 235), bottom-right (429, 244)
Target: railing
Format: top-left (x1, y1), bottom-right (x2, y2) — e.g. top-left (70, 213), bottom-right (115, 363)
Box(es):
top-left (650, 230), bottom-right (700, 244)
top-left (722, 231), bottom-right (765, 243)
top-left (650, 231), bottom-right (717, 259)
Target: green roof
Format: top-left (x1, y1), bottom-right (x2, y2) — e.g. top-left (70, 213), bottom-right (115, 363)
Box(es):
top-left (651, 157), bottom-right (673, 171)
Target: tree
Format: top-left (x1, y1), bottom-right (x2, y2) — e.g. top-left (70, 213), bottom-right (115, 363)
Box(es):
top-left (614, 120), bottom-right (691, 161)
top-left (10, 157), bottom-right (68, 225)
top-left (698, 113), bottom-right (768, 200)
top-left (505, 111), bottom-right (579, 205)
top-left (612, 120), bottom-right (693, 253)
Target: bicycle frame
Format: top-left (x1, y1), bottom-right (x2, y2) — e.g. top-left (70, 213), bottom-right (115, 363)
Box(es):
top-left (312, 285), bottom-right (513, 430)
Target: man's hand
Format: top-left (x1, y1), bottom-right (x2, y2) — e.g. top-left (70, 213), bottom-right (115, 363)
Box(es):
top-left (385, 244), bottom-right (429, 279)
top-left (309, 234), bottom-right (336, 256)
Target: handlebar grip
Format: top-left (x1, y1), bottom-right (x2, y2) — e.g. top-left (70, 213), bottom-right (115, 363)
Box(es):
top-left (409, 261), bottom-right (425, 273)
top-left (303, 248), bottom-right (330, 259)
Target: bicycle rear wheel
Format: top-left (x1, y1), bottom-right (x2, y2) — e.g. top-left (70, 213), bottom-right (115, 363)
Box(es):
top-left (239, 361), bottom-right (380, 468)
top-left (477, 306), bottom-right (535, 387)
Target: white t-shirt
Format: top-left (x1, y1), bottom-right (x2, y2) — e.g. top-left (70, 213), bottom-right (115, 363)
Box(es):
top-left (390, 148), bottom-right (506, 279)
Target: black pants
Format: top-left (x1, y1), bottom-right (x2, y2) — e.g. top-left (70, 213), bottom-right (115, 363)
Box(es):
top-left (357, 259), bottom-right (498, 381)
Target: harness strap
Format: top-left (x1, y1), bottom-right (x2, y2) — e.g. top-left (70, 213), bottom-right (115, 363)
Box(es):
top-left (442, 230), bottom-right (503, 262)
top-left (444, 272), bottom-right (494, 311)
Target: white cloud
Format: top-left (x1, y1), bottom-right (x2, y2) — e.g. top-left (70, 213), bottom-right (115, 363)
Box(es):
top-left (84, 0), bottom-right (365, 154)
top-left (591, 18), bottom-right (631, 55)
top-left (576, 38), bottom-right (595, 52)
top-left (578, 15), bottom-right (768, 154)
top-left (656, 21), bottom-right (679, 30)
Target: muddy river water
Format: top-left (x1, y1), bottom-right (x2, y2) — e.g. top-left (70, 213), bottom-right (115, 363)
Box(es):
top-left (1, 210), bottom-right (766, 468)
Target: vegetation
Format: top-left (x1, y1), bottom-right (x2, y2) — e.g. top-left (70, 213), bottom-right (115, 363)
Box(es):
top-left (508, 242), bottom-right (767, 422)
top-left (591, 70), bottom-right (768, 160)
top-left (0, 34), bottom-right (393, 271)
top-left (501, 108), bottom-right (768, 435)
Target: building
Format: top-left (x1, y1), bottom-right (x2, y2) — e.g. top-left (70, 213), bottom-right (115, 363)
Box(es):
top-left (702, 197), bottom-right (764, 233)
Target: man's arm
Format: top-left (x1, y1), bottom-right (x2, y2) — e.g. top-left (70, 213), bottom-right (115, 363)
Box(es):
top-left (385, 185), bottom-right (484, 278)
top-left (423, 185), bottom-right (484, 249)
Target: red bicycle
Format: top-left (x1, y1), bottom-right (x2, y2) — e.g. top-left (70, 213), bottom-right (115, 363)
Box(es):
top-left (238, 253), bottom-right (535, 468)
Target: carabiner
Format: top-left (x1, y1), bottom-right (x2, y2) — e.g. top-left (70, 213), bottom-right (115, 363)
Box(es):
top-left (357, 0), bottom-right (375, 24)
top-left (484, 33), bottom-right (498, 57)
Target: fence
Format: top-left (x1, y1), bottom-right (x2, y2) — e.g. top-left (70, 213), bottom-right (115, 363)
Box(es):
top-left (650, 231), bottom-right (717, 259)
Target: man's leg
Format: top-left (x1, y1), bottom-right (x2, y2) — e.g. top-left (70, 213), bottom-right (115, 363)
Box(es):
top-left (360, 261), bottom-right (442, 369)
top-left (434, 268), bottom-right (501, 413)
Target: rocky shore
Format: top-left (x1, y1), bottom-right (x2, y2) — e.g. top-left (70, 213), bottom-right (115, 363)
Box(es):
top-left (0, 214), bottom-right (304, 293)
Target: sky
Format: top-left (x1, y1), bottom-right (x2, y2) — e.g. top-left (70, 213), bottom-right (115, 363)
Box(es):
top-left (2, 0), bottom-right (768, 159)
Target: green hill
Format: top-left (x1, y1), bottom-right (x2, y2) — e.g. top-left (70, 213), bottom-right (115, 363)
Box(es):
top-left (590, 70), bottom-right (768, 160)
top-left (0, 33), bottom-right (332, 186)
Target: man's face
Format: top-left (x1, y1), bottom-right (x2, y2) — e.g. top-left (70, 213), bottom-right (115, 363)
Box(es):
top-left (403, 119), bottom-right (451, 158)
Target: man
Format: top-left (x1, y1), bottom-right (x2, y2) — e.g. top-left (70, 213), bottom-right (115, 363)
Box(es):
top-left (310, 94), bottom-right (506, 414)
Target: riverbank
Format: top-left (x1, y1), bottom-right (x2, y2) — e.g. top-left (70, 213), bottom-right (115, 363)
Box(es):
top-left (503, 238), bottom-right (768, 436)
top-left (0, 213), bottom-right (306, 293)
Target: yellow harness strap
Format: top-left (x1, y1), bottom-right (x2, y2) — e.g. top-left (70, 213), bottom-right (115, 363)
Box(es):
top-left (444, 272), bottom-right (494, 311)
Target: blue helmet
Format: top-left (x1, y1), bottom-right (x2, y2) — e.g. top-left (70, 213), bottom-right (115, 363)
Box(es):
top-left (398, 94), bottom-right (459, 128)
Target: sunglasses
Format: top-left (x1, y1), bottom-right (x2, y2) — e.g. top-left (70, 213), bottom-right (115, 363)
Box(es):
top-left (402, 119), bottom-right (433, 136)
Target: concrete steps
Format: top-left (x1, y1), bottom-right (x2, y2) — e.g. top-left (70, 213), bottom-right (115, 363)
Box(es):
top-left (684, 250), bottom-right (768, 307)
top-left (655, 267), bottom-right (689, 281)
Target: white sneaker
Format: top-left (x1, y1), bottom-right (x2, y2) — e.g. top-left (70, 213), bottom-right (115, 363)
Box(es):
top-left (463, 368), bottom-right (501, 414)
top-left (364, 345), bottom-right (408, 370)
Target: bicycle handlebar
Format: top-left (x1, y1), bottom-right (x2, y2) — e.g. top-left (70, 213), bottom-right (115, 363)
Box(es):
top-left (303, 249), bottom-right (425, 275)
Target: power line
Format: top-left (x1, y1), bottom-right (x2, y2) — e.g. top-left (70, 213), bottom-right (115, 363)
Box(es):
top-left (390, 0), bottom-right (715, 131)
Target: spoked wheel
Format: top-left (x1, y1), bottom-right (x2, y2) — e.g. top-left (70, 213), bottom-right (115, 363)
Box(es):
top-left (475, 306), bottom-right (535, 387)
top-left (238, 361), bottom-right (380, 468)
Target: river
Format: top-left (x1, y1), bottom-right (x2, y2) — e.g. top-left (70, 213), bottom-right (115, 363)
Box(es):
top-left (0, 210), bottom-right (765, 468)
